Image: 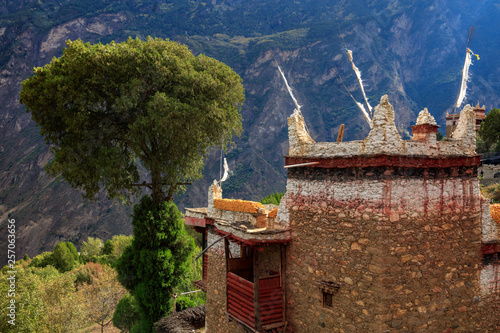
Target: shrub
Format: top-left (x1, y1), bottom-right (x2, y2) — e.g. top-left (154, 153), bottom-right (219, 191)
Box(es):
top-left (260, 191), bottom-right (285, 206)
top-left (113, 294), bottom-right (141, 332)
top-left (80, 237), bottom-right (104, 263)
top-left (53, 242), bottom-right (76, 272)
top-left (30, 252), bottom-right (54, 268)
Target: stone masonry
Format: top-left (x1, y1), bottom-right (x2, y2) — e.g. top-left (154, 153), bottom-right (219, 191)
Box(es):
top-left (186, 95), bottom-right (499, 332)
top-left (282, 96), bottom-right (499, 332)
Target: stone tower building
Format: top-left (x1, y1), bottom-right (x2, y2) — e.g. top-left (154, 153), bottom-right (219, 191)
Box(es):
top-left (185, 96), bottom-right (500, 332)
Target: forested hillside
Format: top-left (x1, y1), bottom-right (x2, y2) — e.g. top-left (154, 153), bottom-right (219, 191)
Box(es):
top-left (1, 0), bottom-right (499, 261)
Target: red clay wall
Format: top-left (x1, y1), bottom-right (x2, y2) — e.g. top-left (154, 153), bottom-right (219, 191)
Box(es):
top-left (284, 165), bottom-right (497, 332)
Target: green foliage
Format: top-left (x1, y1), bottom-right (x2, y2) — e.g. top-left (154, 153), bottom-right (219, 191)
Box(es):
top-left (113, 294), bottom-right (141, 333)
top-left (0, 264), bottom-right (85, 332)
top-left (103, 239), bottom-right (113, 255)
top-left (479, 108), bottom-right (500, 152)
top-left (23, 254), bottom-right (30, 261)
top-left (29, 251), bottom-right (55, 268)
top-left (116, 196), bottom-right (194, 332)
top-left (109, 234), bottom-right (134, 261)
top-left (174, 244), bottom-right (206, 309)
top-left (53, 242), bottom-right (78, 272)
top-left (80, 236), bottom-right (104, 263)
top-left (20, 37), bottom-right (244, 204)
top-left (175, 296), bottom-right (196, 312)
top-left (66, 241), bottom-right (79, 262)
top-left (260, 191), bottom-right (285, 205)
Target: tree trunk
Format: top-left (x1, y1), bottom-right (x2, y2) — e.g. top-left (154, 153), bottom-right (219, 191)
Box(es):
top-left (151, 169), bottom-right (166, 205)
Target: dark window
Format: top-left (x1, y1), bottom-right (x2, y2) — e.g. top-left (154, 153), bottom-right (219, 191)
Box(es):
top-left (482, 253), bottom-right (500, 266)
top-left (317, 280), bottom-right (340, 309)
top-left (323, 291), bottom-right (333, 308)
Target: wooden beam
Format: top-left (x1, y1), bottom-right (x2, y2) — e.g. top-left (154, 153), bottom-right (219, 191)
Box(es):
top-left (337, 124), bottom-right (345, 142)
top-left (254, 247), bottom-right (261, 330)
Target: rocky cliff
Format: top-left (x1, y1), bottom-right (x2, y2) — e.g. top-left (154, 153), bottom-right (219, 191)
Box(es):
top-left (1, 0), bottom-right (499, 261)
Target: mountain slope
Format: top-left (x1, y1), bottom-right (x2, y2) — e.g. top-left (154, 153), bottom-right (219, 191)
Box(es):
top-left (1, 0), bottom-right (499, 261)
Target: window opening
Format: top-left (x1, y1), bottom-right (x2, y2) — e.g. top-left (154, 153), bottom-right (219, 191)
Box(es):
top-left (317, 280), bottom-right (341, 309)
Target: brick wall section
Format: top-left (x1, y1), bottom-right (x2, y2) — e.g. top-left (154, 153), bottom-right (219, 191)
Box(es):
top-left (205, 226), bottom-right (246, 333)
top-left (284, 165), bottom-right (493, 332)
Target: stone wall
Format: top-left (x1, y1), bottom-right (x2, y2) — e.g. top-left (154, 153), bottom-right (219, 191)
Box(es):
top-left (283, 165), bottom-right (495, 332)
top-left (204, 226), bottom-right (246, 333)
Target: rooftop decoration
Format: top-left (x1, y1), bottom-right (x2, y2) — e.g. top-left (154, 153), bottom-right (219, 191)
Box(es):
top-left (491, 204), bottom-right (500, 224)
top-left (213, 198), bottom-right (265, 214)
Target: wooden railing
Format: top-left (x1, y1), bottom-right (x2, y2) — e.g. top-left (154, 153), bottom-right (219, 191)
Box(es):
top-left (227, 272), bottom-right (256, 328)
top-left (258, 275), bottom-right (283, 328)
top-left (227, 272), bottom-right (284, 330)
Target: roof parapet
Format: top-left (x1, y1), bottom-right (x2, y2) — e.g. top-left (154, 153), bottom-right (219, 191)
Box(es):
top-left (287, 95), bottom-right (477, 158)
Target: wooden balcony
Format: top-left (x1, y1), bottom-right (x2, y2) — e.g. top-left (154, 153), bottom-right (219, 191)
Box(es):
top-left (227, 272), bottom-right (285, 332)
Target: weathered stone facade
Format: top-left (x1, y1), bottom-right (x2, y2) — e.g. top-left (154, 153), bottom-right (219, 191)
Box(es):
top-left (205, 224), bottom-right (247, 333)
top-left (186, 95), bottom-right (499, 332)
top-left (284, 166), bottom-right (484, 332)
top-left (281, 96), bottom-right (498, 332)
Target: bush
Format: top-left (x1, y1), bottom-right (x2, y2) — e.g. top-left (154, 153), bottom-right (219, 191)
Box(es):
top-left (260, 191), bottom-right (285, 205)
top-left (53, 242), bottom-right (77, 272)
top-left (175, 296), bottom-right (196, 312)
top-left (113, 294), bottom-right (141, 332)
top-left (30, 252), bottom-right (54, 268)
top-left (103, 240), bottom-right (113, 255)
top-left (66, 241), bottom-right (80, 262)
top-left (74, 262), bottom-right (103, 286)
top-left (80, 237), bottom-right (104, 263)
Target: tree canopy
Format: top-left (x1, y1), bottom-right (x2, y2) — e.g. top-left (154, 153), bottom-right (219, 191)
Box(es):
top-left (20, 37), bottom-right (245, 204)
top-left (479, 108), bottom-right (500, 152)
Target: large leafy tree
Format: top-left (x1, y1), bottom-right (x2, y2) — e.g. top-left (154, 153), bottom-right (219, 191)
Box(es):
top-left (20, 37), bottom-right (244, 204)
top-left (20, 37), bottom-right (244, 331)
top-left (479, 108), bottom-right (500, 152)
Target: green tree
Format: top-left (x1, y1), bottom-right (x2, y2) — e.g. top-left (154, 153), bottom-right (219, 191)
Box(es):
top-left (113, 294), bottom-right (141, 333)
top-left (479, 108), bottom-right (500, 151)
top-left (20, 37), bottom-right (244, 205)
top-left (80, 237), bottom-right (104, 262)
top-left (20, 37), bottom-right (243, 332)
top-left (116, 196), bottom-right (193, 331)
top-left (260, 191), bottom-right (285, 205)
top-left (66, 241), bottom-right (79, 262)
top-left (53, 242), bottom-right (78, 272)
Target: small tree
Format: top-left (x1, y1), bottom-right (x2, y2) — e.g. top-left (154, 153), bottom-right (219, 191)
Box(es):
top-left (479, 108), bottom-right (500, 151)
top-left (116, 196), bottom-right (193, 330)
top-left (80, 237), bottom-right (104, 262)
top-left (78, 264), bottom-right (127, 333)
top-left (113, 294), bottom-right (141, 333)
top-left (53, 242), bottom-right (78, 272)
